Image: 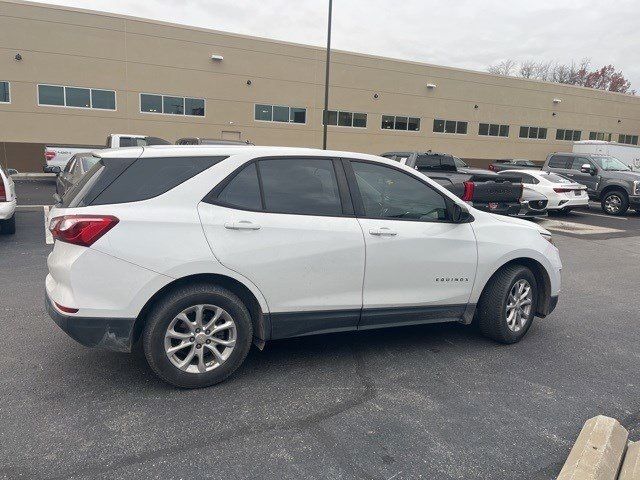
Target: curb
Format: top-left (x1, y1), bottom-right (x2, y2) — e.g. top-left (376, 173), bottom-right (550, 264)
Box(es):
top-left (619, 441), bottom-right (640, 480)
top-left (558, 415), bottom-right (629, 480)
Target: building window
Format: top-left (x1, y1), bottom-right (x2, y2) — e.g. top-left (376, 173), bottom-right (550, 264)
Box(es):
top-left (38, 84), bottom-right (116, 110)
top-left (433, 119), bottom-right (467, 134)
top-left (382, 115), bottom-right (421, 131)
top-left (519, 126), bottom-right (547, 140)
top-left (140, 93), bottom-right (205, 116)
top-left (0, 81), bottom-right (10, 103)
top-left (479, 123), bottom-right (509, 137)
top-left (619, 134), bottom-right (639, 145)
top-left (556, 129), bottom-right (582, 141)
top-left (324, 110), bottom-right (367, 128)
top-left (255, 104), bottom-right (306, 124)
top-left (589, 131), bottom-right (612, 141)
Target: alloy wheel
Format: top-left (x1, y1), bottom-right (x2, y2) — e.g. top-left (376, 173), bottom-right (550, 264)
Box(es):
top-left (164, 304), bottom-right (237, 374)
top-left (604, 194), bottom-right (622, 214)
top-left (505, 279), bottom-right (533, 332)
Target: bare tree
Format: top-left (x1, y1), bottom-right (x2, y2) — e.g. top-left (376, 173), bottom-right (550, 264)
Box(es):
top-left (487, 59), bottom-right (517, 76)
top-left (519, 60), bottom-right (537, 79)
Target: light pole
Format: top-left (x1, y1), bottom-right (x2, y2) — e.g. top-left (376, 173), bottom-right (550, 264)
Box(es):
top-left (322, 0), bottom-right (333, 150)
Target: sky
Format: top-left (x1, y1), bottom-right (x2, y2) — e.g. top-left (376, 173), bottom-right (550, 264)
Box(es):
top-left (41, 0), bottom-right (640, 89)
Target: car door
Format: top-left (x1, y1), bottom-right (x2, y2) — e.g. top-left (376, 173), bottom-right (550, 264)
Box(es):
top-left (345, 159), bottom-right (478, 329)
top-left (198, 156), bottom-right (366, 339)
top-left (567, 157), bottom-right (599, 194)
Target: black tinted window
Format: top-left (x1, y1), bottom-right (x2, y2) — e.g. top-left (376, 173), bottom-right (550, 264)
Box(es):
top-left (217, 163), bottom-right (262, 210)
top-left (87, 156), bottom-right (225, 206)
top-left (258, 159), bottom-right (342, 216)
top-left (351, 162), bottom-right (448, 221)
top-left (415, 155), bottom-right (441, 170)
top-left (548, 155), bottom-right (568, 168)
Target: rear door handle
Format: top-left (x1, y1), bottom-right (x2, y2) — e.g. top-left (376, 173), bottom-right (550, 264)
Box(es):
top-left (224, 221), bottom-right (261, 231)
top-left (369, 227), bottom-right (397, 236)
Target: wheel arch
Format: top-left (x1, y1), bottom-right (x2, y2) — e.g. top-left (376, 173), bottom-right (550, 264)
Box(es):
top-left (481, 257), bottom-right (552, 318)
top-left (600, 183), bottom-right (629, 198)
top-left (132, 273), bottom-right (269, 348)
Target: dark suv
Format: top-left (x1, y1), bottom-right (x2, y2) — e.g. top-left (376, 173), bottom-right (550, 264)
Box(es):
top-left (543, 152), bottom-right (640, 215)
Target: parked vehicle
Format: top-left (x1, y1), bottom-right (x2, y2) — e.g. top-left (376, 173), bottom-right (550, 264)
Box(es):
top-left (46, 146), bottom-right (562, 388)
top-left (573, 140), bottom-right (640, 171)
top-left (176, 137), bottom-right (254, 146)
top-left (489, 159), bottom-right (542, 172)
top-left (543, 152), bottom-right (640, 215)
top-left (0, 163), bottom-right (17, 234)
top-left (55, 152), bottom-right (100, 198)
top-left (44, 134), bottom-right (170, 173)
top-left (518, 189), bottom-right (548, 218)
top-left (498, 170), bottom-right (588, 214)
top-left (382, 151), bottom-right (523, 216)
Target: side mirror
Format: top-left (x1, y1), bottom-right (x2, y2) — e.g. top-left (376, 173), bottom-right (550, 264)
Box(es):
top-left (7, 168), bottom-right (18, 175)
top-left (50, 166), bottom-right (62, 175)
top-left (580, 164), bottom-right (596, 175)
top-left (451, 203), bottom-right (473, 223)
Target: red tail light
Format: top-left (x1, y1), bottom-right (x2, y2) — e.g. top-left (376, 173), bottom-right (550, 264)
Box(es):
top-left (44, 150), bottom-right (56, 161)
top-left (49, 215), bottom-right (119, 247)
top-left (0, 182), bottom-right (6, 202)
top-left (553, 187), bottom-right (572, 193)
top-left (462, 181), bottom-right (475, 201)
top-left (54, 302), bottom-right (79, 314)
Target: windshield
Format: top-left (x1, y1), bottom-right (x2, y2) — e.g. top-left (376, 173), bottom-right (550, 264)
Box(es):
top-left (453, 157), bottom-right (468, 168)
top-left (591, 156), bottom-right (630, 171)
top-left (540, 172), bottom-right (572, 184)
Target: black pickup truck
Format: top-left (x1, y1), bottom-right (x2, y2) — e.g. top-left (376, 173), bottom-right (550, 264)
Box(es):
top-left (381, 151), bottom-right (524, 216)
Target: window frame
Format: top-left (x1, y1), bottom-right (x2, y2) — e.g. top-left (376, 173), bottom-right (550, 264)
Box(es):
top-left (253, 103), bottom-right (307, 125)
top-left (0, 81), bottom-right (10, 104)
top-left (204, 156), bottom-right (354, 218)
top-left (556, 129), bottom-right (582, 141)
top-left (37, 84), bottom-right (117, 111)
top-left (619, 134), bottom-right (639, 145)
top-left (433, 119), bottom-right (468, 135)
top-left (323, 110), bottom-right (368, 129)
top-left (341, 158), bottom-right (458, 224)
top-left (380, 114), bottom-right (421, 132)
top-left (519, 126), bottom-right (547, 140)
top-left (589, 131), bottom-right (612, 142)
top-left (139, 92), bottom-right (205, 117)
top-left (478, 122), bottom-right (510, 138)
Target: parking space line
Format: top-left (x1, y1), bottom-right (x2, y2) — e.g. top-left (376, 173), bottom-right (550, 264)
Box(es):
top-left (16, 204), bottom-right (47, 209)
top-left (576, 211), bottom-right (629, 220)
top-left (539, 218), bottom-right (624, 235)
top-left (44, 205), bottom-right (53, 245)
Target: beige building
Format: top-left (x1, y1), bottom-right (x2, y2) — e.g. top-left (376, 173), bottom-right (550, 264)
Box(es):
top-left (1, 0), bottom-right (640, 172)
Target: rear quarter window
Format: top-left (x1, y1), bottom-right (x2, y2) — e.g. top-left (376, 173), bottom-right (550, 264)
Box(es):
top-left (547, 155), bottom-right (569, 168)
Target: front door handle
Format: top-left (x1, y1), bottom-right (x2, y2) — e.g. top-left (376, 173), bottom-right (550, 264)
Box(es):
top-left (369, 227), bottom-right (397, 237)
top-left (224, 221), bottom-right (261, 231)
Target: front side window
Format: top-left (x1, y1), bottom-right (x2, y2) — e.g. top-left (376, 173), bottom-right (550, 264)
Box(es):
top-left (217, 163), bottom-right (262, 210)
top-left (570, 158), bottom-right (591, 171)
top-left (258, 158), bottom-right (342, 216)
top-left (351, 161), bottom-right (448, 221)
top-left (0, 81), bottom-right (10, 103)
top-left (547, 155), bottom-right (569, 168)
top-left (39, 85), bottom-right (115, 110)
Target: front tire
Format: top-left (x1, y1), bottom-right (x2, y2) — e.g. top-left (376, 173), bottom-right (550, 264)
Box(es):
top-left (0, 214), bottom-right (16, 234)
top-left (143, 284), bottom-right (253, 388)
top-left (601, 190), bottom-right (629, 216)
top-left (476, 265), bottom-right (537, 344)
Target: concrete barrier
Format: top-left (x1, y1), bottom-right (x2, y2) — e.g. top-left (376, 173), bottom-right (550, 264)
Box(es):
top-left (558, 415), bottom-right (628, 480)
top-left (619, 442), bottom-right (640, 480)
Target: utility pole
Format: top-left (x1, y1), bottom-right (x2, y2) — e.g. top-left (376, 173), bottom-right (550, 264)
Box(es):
top-left (322, 0), bottom-right (333, 150)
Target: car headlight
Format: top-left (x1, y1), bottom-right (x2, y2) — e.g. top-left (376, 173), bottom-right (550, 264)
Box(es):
top-left (633, 181), bottom-right (640, 196)
top-left (540, 232), bottom-right (554, 246)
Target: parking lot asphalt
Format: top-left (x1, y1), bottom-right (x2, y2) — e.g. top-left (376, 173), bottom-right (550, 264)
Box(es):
top-left (2, 181), bottom-right (640, 479)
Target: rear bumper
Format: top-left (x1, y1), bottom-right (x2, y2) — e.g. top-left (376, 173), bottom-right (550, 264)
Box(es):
top-left (0, 200), bottom-right (16, 220)
top-left (46, 294), bottom-right (136, 352)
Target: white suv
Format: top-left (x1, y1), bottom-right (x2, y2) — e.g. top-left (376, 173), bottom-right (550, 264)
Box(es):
top-left (46, 146), bottom-right (561, 388)
top-left (0, 164), bottom-right (17, 234)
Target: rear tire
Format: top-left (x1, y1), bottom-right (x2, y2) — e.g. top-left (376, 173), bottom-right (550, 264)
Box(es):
top-left (143, 284), bottom-right (253, 388)
top-left (601, 190), bottom-right (629, 216)
top-left (560, 207), bottom-right (573, 214)
top-left (0, 214), bottom-right (16, 234)
top-left (476, 265), bottom-right (537, 344)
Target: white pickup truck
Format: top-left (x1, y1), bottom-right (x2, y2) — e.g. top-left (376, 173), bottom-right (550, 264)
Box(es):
top-left (43, 134), bottom-right (170, 173)
top-left (573, 140), bottom-right (640, 170)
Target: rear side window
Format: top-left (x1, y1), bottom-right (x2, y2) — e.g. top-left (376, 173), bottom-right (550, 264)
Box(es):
top-left (547, 155), bottom-right (569, 168)
top-left (415, 155), bottom-right (441, 170)
top-left (63, 156), bottom-right (225, 207)
top-left (217, 163), bottom-right (262, 210)
top-left (258, 158), bottom-right (342, 216)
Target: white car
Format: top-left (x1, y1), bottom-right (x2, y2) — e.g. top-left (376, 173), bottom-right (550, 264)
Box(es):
top-left (45, 146), bottom-right (562, 388)
top-left (0, 164), bottom-right (16, 234)
top-left (498, 169), bottom-right (589, 213)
